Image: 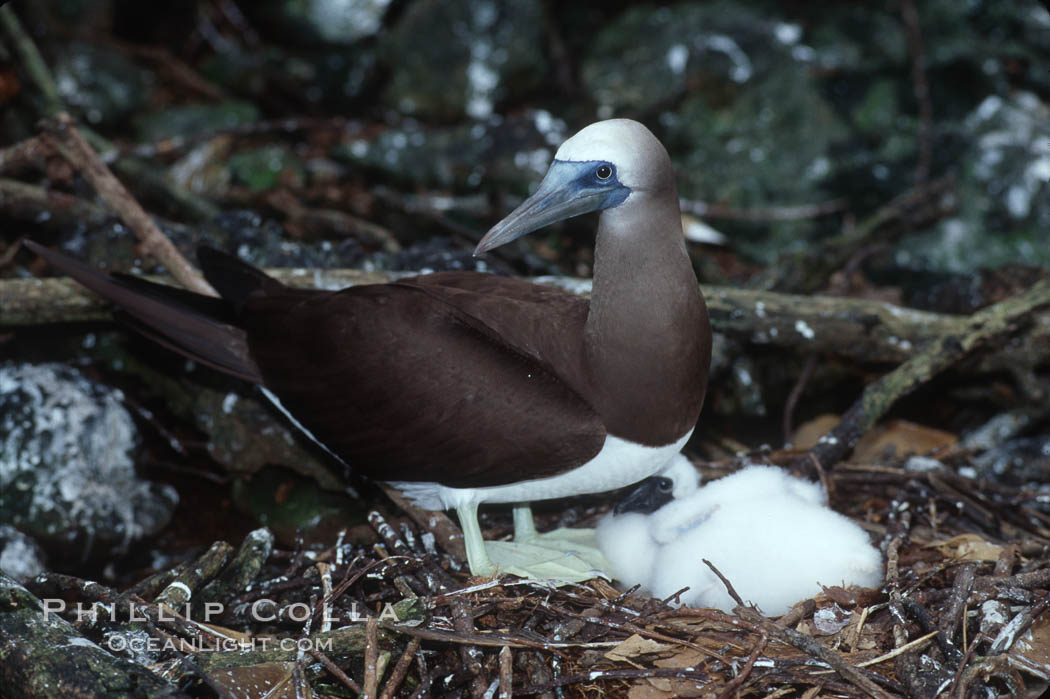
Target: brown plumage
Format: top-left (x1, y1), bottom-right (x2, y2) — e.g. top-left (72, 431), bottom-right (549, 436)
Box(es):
top-left (27, 120), bottom-right (712, 581)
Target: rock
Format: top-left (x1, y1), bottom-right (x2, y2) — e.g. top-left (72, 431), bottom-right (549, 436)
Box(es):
top-left (581, 3), bottom-right (849, 263)
top-left (335, 109), bottom-right (567, 191)
top-left (254, 0), bottom-right (392, 44)
top-left (896, 92), bottom-right (1050, 272)
top-left (201, 41), bottom-right (381, 110)
top-left (668, 64), bottom-right (847, 263)
top-left (0, 363), bottom-right (178, 558)
top-left (53, 41), bottom-right (154, 126)
top-left (0, 525), bottom-right (47, 582)
top-left (380, 0), bottom-right (547, 120)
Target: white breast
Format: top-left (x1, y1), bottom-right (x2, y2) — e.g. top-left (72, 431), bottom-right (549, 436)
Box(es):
top-left (391, 430), bottom-right (693, 511)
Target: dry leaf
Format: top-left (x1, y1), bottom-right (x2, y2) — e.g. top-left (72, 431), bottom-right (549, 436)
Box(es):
top-left (208, 661), bottom-right (306, 699)
top-left (792, 414), bottom-right (841, 449)
top-left (628, 680), bottom-right (677, 699)
top-left (604, 634), bottom-right (673, 663)
top-left (925, 533), bottom-right (1003, 562)
top-left (852, 419), bottom-right (957, 462)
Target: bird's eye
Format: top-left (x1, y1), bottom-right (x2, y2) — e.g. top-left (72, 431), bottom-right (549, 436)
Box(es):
top-left (656, 477), bottom-right (673, 493)
top-left (596, 164), bottom-right (613, 180)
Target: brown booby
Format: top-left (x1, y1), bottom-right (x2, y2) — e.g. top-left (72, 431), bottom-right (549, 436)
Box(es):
top-left (26, 119), bottom-right (712, 581)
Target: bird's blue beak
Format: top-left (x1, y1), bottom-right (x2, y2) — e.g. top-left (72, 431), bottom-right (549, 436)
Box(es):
top-left (475, 160), bottom-right (629, 255)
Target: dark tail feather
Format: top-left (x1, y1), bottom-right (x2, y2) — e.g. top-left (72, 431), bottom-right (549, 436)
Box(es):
top-left (25, 241), bottom-right (263, 383)
top-left (197, 246), bottom-right (284, 313)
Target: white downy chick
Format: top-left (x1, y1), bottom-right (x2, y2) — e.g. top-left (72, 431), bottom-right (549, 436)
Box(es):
top-left (648, 496), bottom-right (882, 615)
top-left (598, 464), bottom-right (880, 614)
top-left (594, 454), bottom-right (700, 588)
top-left (650, 465), bottom-right (826, 545)
top-left (594, 511), bottom-right (655, 589)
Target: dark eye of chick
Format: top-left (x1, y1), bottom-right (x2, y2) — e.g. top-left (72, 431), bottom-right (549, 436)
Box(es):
top-left (656, 477), bottom-right (673, 493)
top-left (596, 164), bottom-right (612, 180)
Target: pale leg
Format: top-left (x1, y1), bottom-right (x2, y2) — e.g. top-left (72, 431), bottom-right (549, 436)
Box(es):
top-left (458, 502), bottom-right (611, 583)
top-left (513, 504), bottom-right (538, 541)
top-left (456, 503), bottom-right (496, 576)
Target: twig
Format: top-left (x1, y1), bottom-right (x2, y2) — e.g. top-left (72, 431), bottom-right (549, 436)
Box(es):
top-left (363, 615), bottom-right (380, 699)
top-left (704, 559), bottom-right (745, 608)
top-left (154, 541), bottom-right (233, 609)
top-left (409, 654), bottom-right (432, 699)
top-left (378, 638), bottom-right (421, 699)
top-left (715, 633), bottom-right (768, 699)
top-left (783, 353), bottom-right (818, 445)
top-left (499, 646), bottom-right (513, 699)
top-left (308, 647), bottom-right (362, 694)
top-left (948, 635), bottom-right (980, 699)
top-left (123, 116), bottom-right (357, 160)
top-left (316, 562), bottom-right (333, 633)
top-left (268, 189), bottom-right (400, 253)
top-left (0, 135), bottom-right (52, 174)
top-left (853, 629), bottom-right (938, 668)
top-left (39, 113), bottom-right (216, 296)
top-left (938, 563), bottom-right (976, 649)
top-left (381, 484), bottom-right (467, 564)
top-left (0, 177), bottom-right (114, 231)
top-left (451, 597), bottom-right (488, 697)
top-left (513, 666), bottom-right (709, 696)
top-left (777, 598), bottom-right (816, 629)
top-left (0, 6), bottom-right (64, 116)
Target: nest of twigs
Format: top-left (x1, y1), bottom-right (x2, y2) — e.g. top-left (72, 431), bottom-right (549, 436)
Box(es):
top-left (12, 446), bottom-right (1050, 699)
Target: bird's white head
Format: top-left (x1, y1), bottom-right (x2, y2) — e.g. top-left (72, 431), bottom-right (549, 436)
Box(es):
top-left (554, 119), bottom-right (673, 194)
top-left (475, 118), bottom-right (672, 255)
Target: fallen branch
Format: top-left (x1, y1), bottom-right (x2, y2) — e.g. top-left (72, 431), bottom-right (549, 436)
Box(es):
top-left (792, 279), bottom-right (1050, 473)
top-left (6, 272), bottom-right (1048, 383)
top-left (0, 177), bottom-right (114, 230)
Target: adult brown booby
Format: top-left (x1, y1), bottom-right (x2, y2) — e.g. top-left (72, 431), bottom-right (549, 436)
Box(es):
top-left (26, 119), bottom-right (712, 581)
